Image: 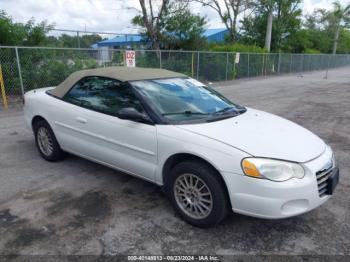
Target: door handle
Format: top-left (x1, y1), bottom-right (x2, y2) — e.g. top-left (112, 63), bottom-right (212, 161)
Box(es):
top-left (76, 117), bottom-right (87, 124)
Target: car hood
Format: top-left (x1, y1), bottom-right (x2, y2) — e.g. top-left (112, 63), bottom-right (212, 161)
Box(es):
top-left (176, 108), bottom-right (325, 163)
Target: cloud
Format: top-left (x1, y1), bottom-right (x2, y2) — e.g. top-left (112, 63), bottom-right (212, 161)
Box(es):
top-left (0, 0), bottom-right (139, 35)
top-left (0, 0), bottom-right (339, 37)
top-left (303, 0), bottom-right (340, 14)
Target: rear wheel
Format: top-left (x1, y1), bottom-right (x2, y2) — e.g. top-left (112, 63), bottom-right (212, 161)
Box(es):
top-left (34, 120), bottom-right (65, 161)
top-left (167, 160), bottom-right (229, 227)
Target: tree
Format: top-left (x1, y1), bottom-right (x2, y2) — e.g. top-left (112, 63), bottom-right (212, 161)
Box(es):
top-left (0, 10), bottom-right (53, 46)
top-left (299, 7), bottom-right (350, 54)
top-left (0, 10), bottom-right (26, 45)
top-left (264, 0), bottom-right (273, 51)
top-left (131, 0), bottom-right (189, 50)
top-left (47, 34), bottom-right (104, 48)
top-left (240, 0), bottom-right (302, 52)
top-left (23, 19), bottom-right (53, 46)
top-left (334, 28), bottom-right (350, 53)
top-left (298, 9), bottom-right (334, 53)
top-left (192, 0), bottom-right (254, 42)
top-left (164, 9), bottom-right (207, 49)
top-left (329, 1), bottom-right (350, 54)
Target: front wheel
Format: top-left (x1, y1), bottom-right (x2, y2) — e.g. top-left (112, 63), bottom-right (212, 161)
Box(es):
top-left (167, 161), bottom-right (229, 227)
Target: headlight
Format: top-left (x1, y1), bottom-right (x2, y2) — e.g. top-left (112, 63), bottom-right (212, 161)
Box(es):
top-left (328, 145), bottom-right (336, 168)
top-left (241, 158), bottom-right (305, 182)
top-left (331, 153), bottom-right (336, 168)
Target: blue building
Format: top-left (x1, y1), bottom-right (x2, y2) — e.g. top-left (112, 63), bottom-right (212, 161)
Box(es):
top-left (203, 28), bottom-right (229, 42)
top-left (93, 28), bottom-right (229, 49)
top-left (95, 34), bottom-right (145, 49)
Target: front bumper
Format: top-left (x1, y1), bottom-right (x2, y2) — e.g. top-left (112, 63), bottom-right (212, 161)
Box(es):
top-left (223, 147), bottom-right (339, 219)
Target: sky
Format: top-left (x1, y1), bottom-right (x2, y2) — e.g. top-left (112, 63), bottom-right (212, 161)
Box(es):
top-left (0, 0), bottom-right (348, 36)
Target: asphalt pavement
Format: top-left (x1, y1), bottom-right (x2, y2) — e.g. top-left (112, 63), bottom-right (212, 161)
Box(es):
top-left (0, 67), bottom-right (349, 259)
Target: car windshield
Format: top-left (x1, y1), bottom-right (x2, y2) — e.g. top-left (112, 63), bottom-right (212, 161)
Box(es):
top-left (131, 77), bottom-right (246, 122)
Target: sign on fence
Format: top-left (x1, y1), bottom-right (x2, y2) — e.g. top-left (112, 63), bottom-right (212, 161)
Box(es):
top-left (125, 50), bottom-right (136, 67)
top-left (235, 53), bottom-right (240, 64)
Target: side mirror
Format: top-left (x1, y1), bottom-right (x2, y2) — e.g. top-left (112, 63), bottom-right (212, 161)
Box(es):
top-left (117, 107), bottom-right (152, 123)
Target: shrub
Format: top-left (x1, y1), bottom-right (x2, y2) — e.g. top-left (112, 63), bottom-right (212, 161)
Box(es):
top-left (208, 43), bottom-right (267, 53)
top-left (303, 48), bottom-right (321, 54)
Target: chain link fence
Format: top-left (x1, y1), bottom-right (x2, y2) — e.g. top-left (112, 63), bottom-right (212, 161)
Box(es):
top-left (1, 46), bottom-right (350, 107)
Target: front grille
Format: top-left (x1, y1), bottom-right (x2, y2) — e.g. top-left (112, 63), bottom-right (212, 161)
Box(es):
top-left (316, 166), bottom-right (333, 197)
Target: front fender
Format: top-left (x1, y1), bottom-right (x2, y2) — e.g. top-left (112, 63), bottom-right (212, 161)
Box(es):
top-left (155, 125), bottom-right (250, 185)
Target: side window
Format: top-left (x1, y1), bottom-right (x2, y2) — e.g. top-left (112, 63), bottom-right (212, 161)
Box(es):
top-left (64, 76), bottom-right (144, 115)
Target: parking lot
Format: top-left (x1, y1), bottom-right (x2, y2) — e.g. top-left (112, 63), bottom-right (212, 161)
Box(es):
top-left (0, 67), bottom-right (349, 257)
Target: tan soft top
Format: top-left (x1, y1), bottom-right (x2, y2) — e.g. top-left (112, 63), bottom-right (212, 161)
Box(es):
top-left (49, 66), bottom-right (186, 98)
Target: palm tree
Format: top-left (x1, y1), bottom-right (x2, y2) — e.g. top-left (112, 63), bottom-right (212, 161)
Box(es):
top-left (264, 0), bottom-right (274, 52)
top-left (331, 1), bottom-right (350, 54)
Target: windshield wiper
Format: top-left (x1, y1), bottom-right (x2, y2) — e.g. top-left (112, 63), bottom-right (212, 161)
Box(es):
top-left (162, 110), bottom-right (210, 116)
top-left (212, 107), bottom-right (236, 115)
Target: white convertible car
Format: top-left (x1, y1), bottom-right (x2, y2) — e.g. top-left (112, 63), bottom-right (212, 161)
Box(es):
top-left (23, 67), bottom-right (339, 227)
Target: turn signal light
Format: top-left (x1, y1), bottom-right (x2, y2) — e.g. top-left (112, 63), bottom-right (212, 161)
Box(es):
top-left (242, 159), bottom-right (262, 178)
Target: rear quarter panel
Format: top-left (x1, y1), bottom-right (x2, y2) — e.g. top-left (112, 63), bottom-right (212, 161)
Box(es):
top-left (23, 87), bottom-right (56, 131)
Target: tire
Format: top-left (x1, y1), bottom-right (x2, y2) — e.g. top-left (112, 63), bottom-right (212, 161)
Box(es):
top-left (33, 119), bottom-right (65, 161)
top-left (166, 160), bottom-right (229, 228)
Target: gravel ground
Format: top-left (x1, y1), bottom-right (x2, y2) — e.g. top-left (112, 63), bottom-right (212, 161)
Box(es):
top-left (0, 68), bottom-right (349, 260)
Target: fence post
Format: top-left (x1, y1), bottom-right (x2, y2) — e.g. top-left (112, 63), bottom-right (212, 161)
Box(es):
top-left (77, 31), bottom-right (80, 48)
top-left (225, 52), bottom-right (229, 81)
top-left (102, 49), bottom-right (106, 68)
top-left (159, 50), bottom-right (162, 69)
top-left (247, 53), bottom-right (250, 78)
top-left (191, 52), bottom-right (195, 78)
top-left (233, 53), bottom-right (236, 79)
top-left (289, 54), bottom-right (293, 73)
top-left (196, 51), bottom-right (200, 80)
top-left (299, 54), bottom-right (304, 77)
top-left (325, 54), bottom-right (331, 79)
top-left (277, 53), bottom-right (281, 74)
top-left (15, 47), bottom-right (25, 97)
top-left (0, 64), bottom-right (8, 110)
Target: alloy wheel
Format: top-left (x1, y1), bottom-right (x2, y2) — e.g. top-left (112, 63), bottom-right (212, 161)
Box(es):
top-left (173, 173), bottom-right (213, 219)
top-left (37, 126), bottom-right (54, 156)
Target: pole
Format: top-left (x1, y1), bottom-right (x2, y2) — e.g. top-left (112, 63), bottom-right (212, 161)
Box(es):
top-left (100, 49), bottom-right (104, 68)
top-left (15, 47), bottom-right (25, 97)
top-left (233, 56), bottom-right (236, 79)
top-left (0, 64), bottom-right (8, 110)
top-left (247, 53), bottom-right (250, 78)
top-left (225, 52), bottom-right (229, 81)
top-left (299, 54), bottom-right (304, 77)
top-left (77, 31), bottom-right (80, 48)
top-left (159, 50), bottom-right (162, 69)
top-left (325, 54), bottom-right (331, 79)
top-left (196, 51), bottom-right (200, 80)
top-left (191, 52), bottom-right (194, 78)
top-left (277, 53), bottom-right (281, 74)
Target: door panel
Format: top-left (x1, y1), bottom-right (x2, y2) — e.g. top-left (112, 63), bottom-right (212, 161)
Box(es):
top-left (75, 106), bottom-right (157, 180)
top-left (50, 76), bottom-right (158, 181)
top-left (52, 100), bottom-right (95, 158)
